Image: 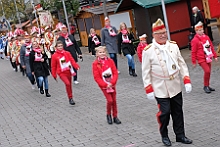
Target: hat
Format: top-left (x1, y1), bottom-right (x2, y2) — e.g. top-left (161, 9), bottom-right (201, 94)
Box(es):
top-left (14, 28), bottom-right (24, 36)
top-left (105, 17), bottom-right (110, 22)
top-left (139, 34), bottom-right (147, 41)
top-left (31, 26), bottom-right (39, 35)
top-left (7, 31), bottom-right (14, 38)
top-left (152, 18), bottom-right (166, 33)
top-left (195, 21), bottom-right (203, 31)
top-left (24, 31), bottom-right (31, 38)
top-left (56, 22), bottom-right (63, 31)
top-left (60, 24), bottom-right (67, 31)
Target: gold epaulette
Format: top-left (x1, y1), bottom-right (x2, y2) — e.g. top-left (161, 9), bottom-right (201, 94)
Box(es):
top-left (169, 40), bottom-right (176, 44)
top-left (144, 43), bottom-right (152, 51)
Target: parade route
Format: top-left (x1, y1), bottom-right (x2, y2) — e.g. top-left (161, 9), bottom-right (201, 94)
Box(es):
top-left (1, 45), bottom-right (220, 147)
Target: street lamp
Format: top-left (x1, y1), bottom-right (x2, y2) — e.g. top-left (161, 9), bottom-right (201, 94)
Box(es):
top-left (13, 0), bottom-right (21, 26)
top-left (61, 0), bottom-right (71, 34)
top-left (161, 0), bottom-right (171, 40)
top-left (31, 0), bottom-right (40, 29)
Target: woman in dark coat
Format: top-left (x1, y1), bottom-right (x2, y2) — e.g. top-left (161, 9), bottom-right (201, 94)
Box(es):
top-left (88, 28), bottom-right (101, 56)
top-left (29, 41), bottom-right (51, 97)
top-left (118, 22), bottom-right (137, 77)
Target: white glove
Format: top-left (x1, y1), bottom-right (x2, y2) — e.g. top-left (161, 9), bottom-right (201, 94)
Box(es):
top-left (185, 83), bottom-right (192, 93)
top-left (146, 92), bottom-right (155, 100)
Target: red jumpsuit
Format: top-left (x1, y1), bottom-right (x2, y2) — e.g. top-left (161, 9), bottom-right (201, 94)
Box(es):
top-left (191, 34), bottom-right (217, 86)
top-left (51, 49), bottom-right (79, 99)
top-left (92, 58), bottom-right (119, 117)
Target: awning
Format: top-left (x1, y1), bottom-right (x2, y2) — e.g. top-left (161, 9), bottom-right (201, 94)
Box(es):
top-left (26, 19), bottom-right (37, 27)
top-left (76, 2), bottom-right (118, 17)
top-left (115, 0), bottom-right (179, 12)
top-left (15, 20), bottom-right (30, 28)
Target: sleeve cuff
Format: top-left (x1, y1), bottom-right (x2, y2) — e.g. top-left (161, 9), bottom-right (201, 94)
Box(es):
top-left (183, 76), bottom-right (191, 84)
top-left (145, 84), bottom-right (154, 94)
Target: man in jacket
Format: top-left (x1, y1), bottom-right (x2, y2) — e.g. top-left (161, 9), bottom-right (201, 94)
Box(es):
top-left (20, 33), bottom-right (36, 89)
top-left (57, 25), bottom-right (82, 84)
top-left (142, 18), bottom-right (193, 146)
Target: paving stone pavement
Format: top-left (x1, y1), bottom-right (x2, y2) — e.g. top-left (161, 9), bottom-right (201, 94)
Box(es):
top-left (1, 26), bottom-right (220, 147)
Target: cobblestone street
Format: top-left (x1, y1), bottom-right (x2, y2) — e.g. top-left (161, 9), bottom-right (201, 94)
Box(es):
top-left (1, 26), bottom-right (220, 147)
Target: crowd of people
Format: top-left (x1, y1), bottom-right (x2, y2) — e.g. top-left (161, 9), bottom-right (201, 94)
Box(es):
top-left (0, 9), bottom-right (217, 145)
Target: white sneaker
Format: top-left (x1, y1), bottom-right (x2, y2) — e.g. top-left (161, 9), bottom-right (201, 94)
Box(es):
top-left (118, 70), bottom-right (120, 74)
top-left (74, 81), bottom-right (79, 85)
top-left (31, 84), bottom-right (36, 89)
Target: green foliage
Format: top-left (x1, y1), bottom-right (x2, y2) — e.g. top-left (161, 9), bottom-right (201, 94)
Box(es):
top-left (0, 0), bottom-right (27, 20)
top-left (40, 0), bottom-right (80, 16)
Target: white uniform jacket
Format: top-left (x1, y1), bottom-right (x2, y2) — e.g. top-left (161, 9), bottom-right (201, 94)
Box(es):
top-left (142, 41), bottom-right (190, 98)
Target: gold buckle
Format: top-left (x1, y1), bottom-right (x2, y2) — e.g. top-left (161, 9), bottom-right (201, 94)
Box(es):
top-left (169, 75), bottom-right (174, 80)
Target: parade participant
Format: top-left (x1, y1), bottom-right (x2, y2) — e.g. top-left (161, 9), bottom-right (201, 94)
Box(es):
top-left (29, 41), bottom-right (51, 97)
top-left (137, 34), bottom-right (148, 63)
top-left (51, 41), bottom-right (80, 105)
top-left (142, 18), bottom-right (192, 146)
top-left (51, 29), bottom-right (60, 52)
top-left (20, 33), bottom-right (36, 89)
top-left (101, 17), bottom-right (119, 72)
top-left (191, 21), bottom-right (217, 93)
top-left (12, 29), bottom-right (25, 72)
top-left (88, 28), bottom-right (101, 56)
top-left (57, 24), bottom-right (82, 85)
top-left (7, 34), bottom-right (16, 69)
top-left (44, 25), bottom-right (54, 70)
top-left (31, 26), bottom-right (40, 43)
top-left (92, 46), bottom-right (121, 125)
top-left (0, 36), bottom-right (4, 59)
top-left (118, 22), bottom-right (137, 77)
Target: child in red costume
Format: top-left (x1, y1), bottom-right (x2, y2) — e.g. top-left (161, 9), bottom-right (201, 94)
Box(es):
top-left (92, 46), bottom-right (121, 125)
top-left (51, 41), bottom-right (80, 105)
top-left (137, 34), bottom-right (148, 63)
top-left (191, 21), bottom-right (218, 93)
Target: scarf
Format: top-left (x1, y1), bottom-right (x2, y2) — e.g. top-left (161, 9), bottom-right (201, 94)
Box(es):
top-left (98, 57), bottom-right (113, 84)
top-left (56, 49), bottom-right (76, 75)
top-left (33, 47), bottom-right (42, 62)
top-left (60, 33), bottom-right (73, 47)
top-left (25, 42), bottom-right (32, 56)
top-left (106, 26), bottom-right (116, 36)
top-left (33, 47), bottom-right (41, 53)
top-left (121, 29), bottom-right (130, 43)
top-left (91, 34), bottom-right (100, 45)
top-left (153, 39), bottom-right (180, 76)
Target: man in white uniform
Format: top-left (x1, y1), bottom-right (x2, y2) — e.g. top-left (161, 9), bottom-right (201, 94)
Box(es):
top-left (142, 18), bottom-right (193, 146)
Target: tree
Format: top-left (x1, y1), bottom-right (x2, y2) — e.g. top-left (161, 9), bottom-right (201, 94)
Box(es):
top-left (0, 0), bottom-right (28, 23)
top-left (40, 0), bottom-right (80, 17)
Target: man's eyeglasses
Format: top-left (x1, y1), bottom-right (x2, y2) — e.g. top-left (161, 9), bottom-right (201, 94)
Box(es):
top-left (154, 31), bottom-right (167, 36)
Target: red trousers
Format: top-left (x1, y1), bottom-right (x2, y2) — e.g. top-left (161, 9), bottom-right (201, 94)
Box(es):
top-left (199, 62), bottom-right (211, 86)
top-left (59, 73), bottom-right (73, 99)
top-left (101, 88), bottom-right (118, 117)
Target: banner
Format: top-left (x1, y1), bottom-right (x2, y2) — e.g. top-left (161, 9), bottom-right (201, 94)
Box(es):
top-left (38, 11), bottom-right (54, 27)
